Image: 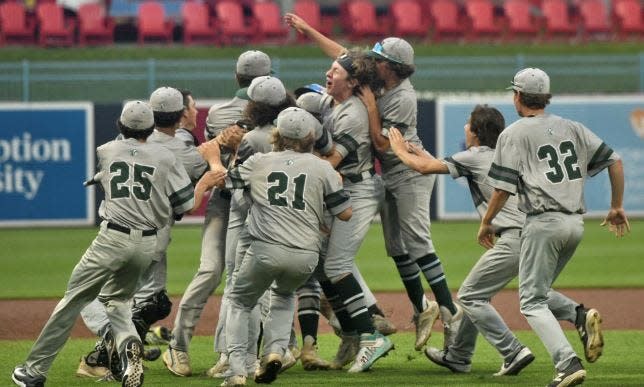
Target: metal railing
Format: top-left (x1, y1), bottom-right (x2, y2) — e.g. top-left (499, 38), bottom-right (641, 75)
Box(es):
top-left (0, 54), bottom-right (642, 102)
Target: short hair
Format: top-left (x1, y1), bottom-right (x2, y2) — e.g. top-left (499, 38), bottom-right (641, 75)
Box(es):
top-left (516, 90), bottom-right (552, 110)
top-left (236, 74), bottom-right (255, 88)
top-left (244, 94), bottom-right (296, 128)
top-left (270, 127), bottom-right (315, 153)
top-left (117, 119), bottom-right (154, 140)
top-left (153, 110), bottom-right (184, 128)
top-left (180, 89), bottom-right (192, 108)
top-left (469, 105), bottom-right (505, 149)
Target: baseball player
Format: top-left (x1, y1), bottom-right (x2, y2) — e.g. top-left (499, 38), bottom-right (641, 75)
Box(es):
top-left (478, 68), bottom-right (629, 387)
top-left (218, 107), bottom-right (352, 386)
top-left (389, 105), bottom-right (602, 377)
top-left (12, 101), bottom-right (195, 387)
top-left (175, 89), bottom-right (200, 147)
top-left (165, 50), bottom-right (271, 378)
top-left (285, 12), bottom-right (459, 351)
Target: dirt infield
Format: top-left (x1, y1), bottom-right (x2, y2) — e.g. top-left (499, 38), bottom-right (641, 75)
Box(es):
top-left (2, 289), bottom-right (642, 340)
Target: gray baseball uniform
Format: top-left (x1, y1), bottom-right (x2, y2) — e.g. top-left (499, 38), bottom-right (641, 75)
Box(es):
top-left (487, 113), bottom-right (619, 371)
top-left (442, 146), bottom-right (578, 365)
top-left (23, 138), bottom-right (194, 379)
top-left (204, 90), bottom-right (249, 140)
top-left (224, 150), bottom-right (350, 377)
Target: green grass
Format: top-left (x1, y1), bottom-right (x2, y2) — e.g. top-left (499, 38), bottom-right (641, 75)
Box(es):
top-left (0, 42), bottom-right (642, 62)
top-left (0, 220), bottom-right (641, 299)
top-left (2, 331), bottom-right (643, 386)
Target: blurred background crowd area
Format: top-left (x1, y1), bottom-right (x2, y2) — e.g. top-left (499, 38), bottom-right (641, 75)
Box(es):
top-left (0, 0), bottom-right (642, 46)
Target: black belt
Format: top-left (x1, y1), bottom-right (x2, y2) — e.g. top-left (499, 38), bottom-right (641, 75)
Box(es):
top-left (495, 228), bottom-right (522, 238)
top-left (343, 168), bottom-right (376, 183)
top-left (107, 222), bottom-right (156, 236)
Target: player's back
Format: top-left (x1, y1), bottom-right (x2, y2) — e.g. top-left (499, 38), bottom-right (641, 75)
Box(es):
top-left (96, 138), bottom-right (193, 230)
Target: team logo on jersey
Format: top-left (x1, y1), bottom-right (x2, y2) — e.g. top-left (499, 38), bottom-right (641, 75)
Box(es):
top-left (130, 149), bottom-right (138, 156)
top-left (286, 159), bottom-right (294, 166)
top-left (547, 128), bottom-right (553, 136)
top-left (630, 108), bottom-right (644, 139)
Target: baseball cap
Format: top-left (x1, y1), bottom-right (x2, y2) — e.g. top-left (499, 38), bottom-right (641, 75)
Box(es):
top-left (236, 50), bottom-right (272, 77)
top-left (369, 37), bottom-right (414, 66)
top-left (276, 107), bottom-right (320, 139)
top-left (120, 100), bottom-right (154, 130)
top-left (507, 68), bottom-right (550, 94)
top-left (149, 87), bottom-right (184, 112)
top-left (296, 92), bottom-right (323, 115)
top-left (242, 76), bottom-right (287, 107)
top-left (294, 83), bottom-right (325, 98)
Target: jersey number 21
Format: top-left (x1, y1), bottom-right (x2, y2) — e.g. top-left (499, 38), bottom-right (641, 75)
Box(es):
top-left (267, 171), bottom-right (307, 210)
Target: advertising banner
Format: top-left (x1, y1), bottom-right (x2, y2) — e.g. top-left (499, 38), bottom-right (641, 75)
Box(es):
top-left (436, 95), bottom-right (644, 219)
top-left (0, 103), bottom-right (94, 226)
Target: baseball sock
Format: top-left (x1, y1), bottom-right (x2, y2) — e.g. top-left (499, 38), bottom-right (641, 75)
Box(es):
top-left (297, 289), bottom-right (321, 342)
top-left (333, 274), bottom-right (374, 335)
top-left (368, 304), bottom-right (384, 317)
top-left (417, 253), bottom-right (457, 315)
top-left (320, 280), bottom-right (354, 332)
top-left (392, 254), bottom-right (426, 314)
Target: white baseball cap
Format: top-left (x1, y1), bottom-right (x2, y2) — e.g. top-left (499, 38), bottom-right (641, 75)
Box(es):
top-left (149, 87), bottom-right (184, 112)
top-left (243, 76), bottom-right (287, 107)
top-left (507, 68), bottom-right (550, 94)
top-left (296, 92), bottom-right (324, 115)
top-left (276, 107), bottom-right (320, 139)
top-left (236, 50), bottom-right (272, 77)
top-left (120, 100), bottom-right (154, 130)
top-left (369, 37), bottom-right (414, 66)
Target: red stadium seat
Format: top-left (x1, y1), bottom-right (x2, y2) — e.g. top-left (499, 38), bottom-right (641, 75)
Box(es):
top-left (464, 0), bottom-right (503, 41)
top-left (0, 1), bottom-right (35, 45)
top-left (578, 0), bottom-right (612, 41)
top-left (251, 1), bottom-right (289, 43)
top-left (137, 0), bottom-right (174, 44)
top-left (341, 0), bottom-right (383, 42)
top-left (390, 0), bottom-right (429, 39)
top-left (613, 0), bottom-right (644, 40)
top-left (502, 0), bottom-right (541, 41)
top-left (541, 0), bottom-right (578, 40)
top-left (429, 0), bottom-right (465, 42)
top-left (293, 0), bottom-right (333, 41)
top-left (182, 1), bottom-right (217, 45)
top-left (36, 2), bottom-right (76, 47)
top-left (214, 0), bottom-right (256, 45)
top-left (78, 3), bottom-right (115, 46)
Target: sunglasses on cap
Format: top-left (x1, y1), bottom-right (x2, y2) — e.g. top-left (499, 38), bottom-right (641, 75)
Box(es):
top-left (371, 42), bottom-right (402, 65)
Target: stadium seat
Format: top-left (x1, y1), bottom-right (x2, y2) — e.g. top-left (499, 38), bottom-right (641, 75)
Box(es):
top-left (540, 0), bottom-right (578, 40)
top-left (502, 0), bottom-right (541, 41)
top-left (137, 0), bottom-right (174, 44)
top-left (578, 0), bottom-right (612, 41)
top-left (0, 1), bottom-right (35, 45)
top-left (293, 0), bottom-right (333, 41)
top-left (612, 0), bottom-right (644, 40)
top-left (341, 0), bottom-right (383, 42)
top-left (251, 1), bottom-right (289, 43)
top-left (429, 0), bottom-right (465, 42)
top-left (214, 0), bottom-right (256, 45)
top-left (181, 1), bottom-right (217, 45)
top-left (78, 3), bottom-right (115, 46)
top-left (389, 0), bottom-right (429, 39)
top-left (464, 0), bottom-right (503, 41)
top-left (36, 2), bottom-right (76, 47)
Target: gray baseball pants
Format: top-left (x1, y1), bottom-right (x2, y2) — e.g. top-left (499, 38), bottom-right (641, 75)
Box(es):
top-left (519, 212), bottom-right (584, 371)
top-left (25, 223), bottom-right (155, 377)
top-left (225, 239), bottom-right (318, 377)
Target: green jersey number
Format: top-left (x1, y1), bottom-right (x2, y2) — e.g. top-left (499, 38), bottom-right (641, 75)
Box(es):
top-left (110, 162), bottom-right (156, 200)
top-left (267, 172), bottom-right (307, 210)
top-left (537, 141), bottom-right (582, 183)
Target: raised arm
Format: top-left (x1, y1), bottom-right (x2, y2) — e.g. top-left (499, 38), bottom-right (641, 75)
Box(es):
top-left (389, 127), bottom-right (448, 174)
top-left (284, 13), bottom-right (346, 58)
top-left (601, 159), bottom-right (630, 237)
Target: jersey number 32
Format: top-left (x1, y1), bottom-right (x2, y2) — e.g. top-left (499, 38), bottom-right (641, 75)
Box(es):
top-left (537, 141), bottom-right (582, 184)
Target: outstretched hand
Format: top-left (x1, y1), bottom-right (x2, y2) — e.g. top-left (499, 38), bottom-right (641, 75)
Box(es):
top-left (284, 13), bottom-right (310, 34)
top-left (601, 208), bottom-right (631, 237)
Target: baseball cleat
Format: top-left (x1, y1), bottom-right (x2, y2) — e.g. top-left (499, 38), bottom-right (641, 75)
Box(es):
top-left (207, 353), bottom-right (229, 378)
top-left (440, 304), bottom-right (463, 350)
top-left (301, 335), bottom-right (331, 371)
top-left (373, 314), bottom-right (398, 336)
top-left (279, 347), bottom-right (297, 373)
top-left (347, 332), bottom-right (394, 373)
top-left (494, 346), bottom-right (535, 376)
top-left (575, 305), bottom-right (603, 363)
top-left (121, 339), bottom-right (144, 387)
top-left (12, 366), bottom-right (45, 387)
top-left (329, 333), bottom-right (360, 370)
top-left (254, 353), bottom-right (282, 384)
top-left (547, 357), bottom-right (586, 387)
top-left (162, 347), bottom-right (192, 377)
top-left (76, 356), bottom-right (110, 378)
top-left (424, 347), bottom-right (471, 373)
top-left (413, 301), bottom-right (440, 351)
top-left (220, 375), bottom-right (246, 386)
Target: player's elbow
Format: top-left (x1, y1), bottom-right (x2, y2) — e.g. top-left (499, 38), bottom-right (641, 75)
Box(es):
top-left (336, 207), bottom-right (352, 221)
